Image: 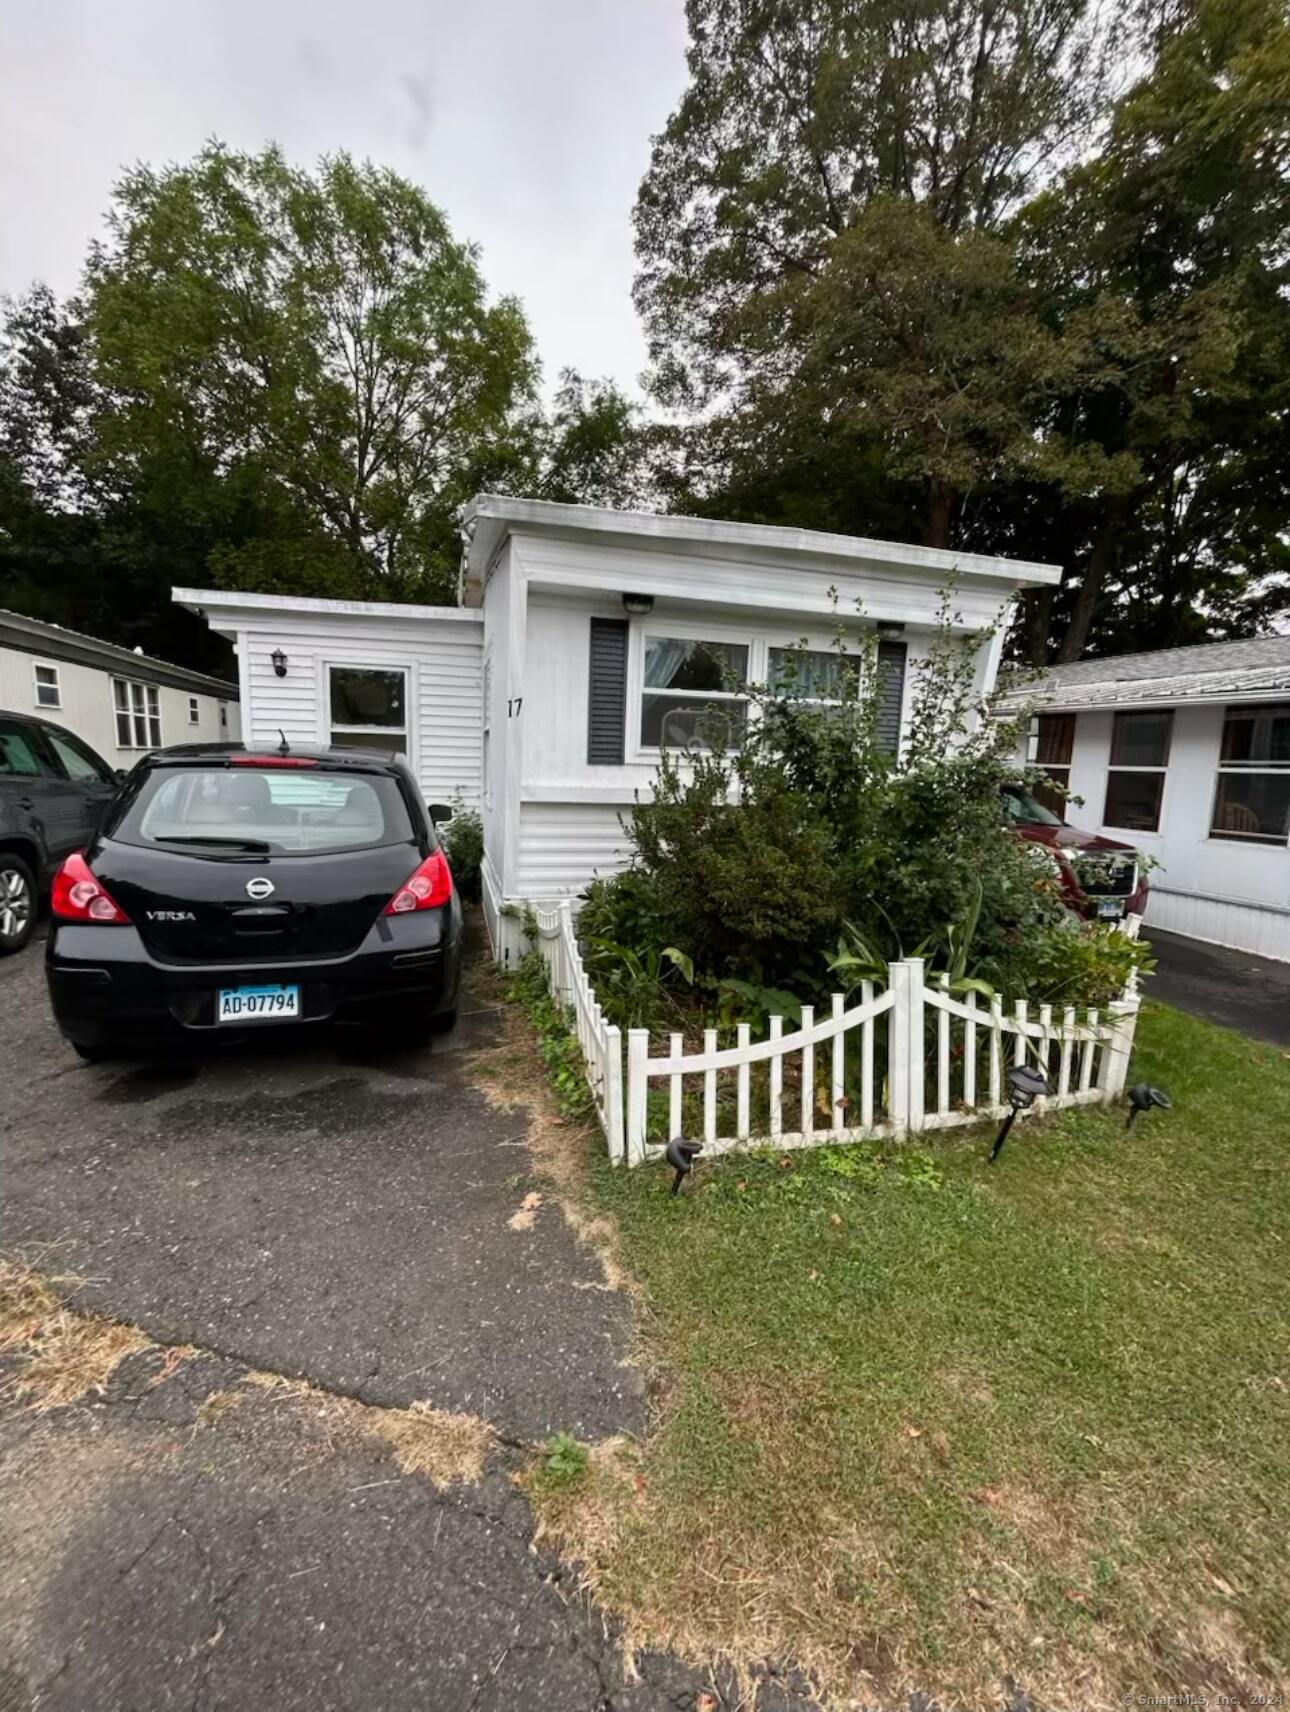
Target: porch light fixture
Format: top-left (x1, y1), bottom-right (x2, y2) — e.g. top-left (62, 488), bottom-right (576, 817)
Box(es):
top-left (989, 1063), bottom-right (1051, 1162)
top-left (270, 648), bottom-right (288, 678)
top-left (1126, 1083), bottom-right (1171, 1130)
top-left (665, 1136), bottom-right (703, 1195)
top-left (622, 593), bottom-right (654, 616)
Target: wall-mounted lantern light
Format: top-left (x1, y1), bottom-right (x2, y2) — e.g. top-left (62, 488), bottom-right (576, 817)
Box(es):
top-left (989, 1063), bottom-right (1051, 1162)
top-left (623, 593), bottom-right (654, 616)
top-left (270, 648), bottom-right (288, 678)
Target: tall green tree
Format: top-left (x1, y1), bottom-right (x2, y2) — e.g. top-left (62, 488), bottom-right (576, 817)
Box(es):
top-left (1007, 0), bottom-right (1290, 658)
top-left (86, 144), bottom-right (540, 603)
top-left (635, 0), bottom-right (1290, 658)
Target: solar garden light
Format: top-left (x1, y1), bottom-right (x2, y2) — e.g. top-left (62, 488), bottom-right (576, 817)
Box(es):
top-left (989, 1064), bottom-right (1051, 1162)
top-left (1126, 1083), bottom-right (1172, 1130)
top-left (664, 1137), bottom-right (703, 1195)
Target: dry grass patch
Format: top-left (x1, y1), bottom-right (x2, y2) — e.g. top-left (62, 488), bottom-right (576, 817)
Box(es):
top-left (244, 1370), bottom-right (494, 1486)
top-left (0, 1256), bottom-right (149, 1411)
top-left (363, 1399), bottom-right (493, 1485)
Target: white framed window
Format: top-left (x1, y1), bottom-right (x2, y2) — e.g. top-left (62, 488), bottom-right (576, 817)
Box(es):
top-left (113, 678), bottom-right (161, 750)
top-left (766, 646), bottom-right (864, 703)
top-left (1103, 710), bottom-right (1172, 832)
top-left (32, 663), bottom-right (61, 709)
top-left (1210, 702), bottom-right (1290, 845)
top-left (326, 664), bottom-right (409, 760)
top-left (1026, 712), bottom-right (1076, 814)
top-left (637, 632), bottom-right (750, 752)
top-left (188, 696), bottom-right (200, 725)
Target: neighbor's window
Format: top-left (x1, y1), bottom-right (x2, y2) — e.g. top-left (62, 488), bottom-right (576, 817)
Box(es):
top-left (33, 663), bottom-right (61, 709)
top-left (188, 696), bottom-right (200, 725)
top-left (1027, 712), bottom-right (1075, 815)
top-left (116, 764), bottom-right (414, 855)
top-left (328, 666), bottom-right (408, 759)
top-left (1103, 710), bottom-right (1172, 832)
top-left (641, 636), bottom-right (748, 750)
top-left (766, 646), bottom-right (860, 702)
top-left (113, 678), bottom-right (161, 749)
top-left (1210, 702), bottom-right (1290, 845)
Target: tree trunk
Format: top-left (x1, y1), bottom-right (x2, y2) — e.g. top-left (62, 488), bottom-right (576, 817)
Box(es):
top-left (924, 479), bottom-right (955, 550)
top-left (1018, 587), bottom-right (1055, 666)
top-left (1057, 501), bottom-right (1129, 663)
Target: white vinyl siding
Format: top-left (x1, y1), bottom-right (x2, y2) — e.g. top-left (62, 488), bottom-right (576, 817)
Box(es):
top-left (235, 615), bottom-right (484, 810)
top-left (516, 801), bottom-right (632, 897)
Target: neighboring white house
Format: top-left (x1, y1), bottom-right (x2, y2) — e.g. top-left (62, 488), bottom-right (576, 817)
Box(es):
top-left (998, 636), bottom-right (1290, 960)
top-left (177, 495), bottom-right (1061, 961)
top-left (0, 607), bottom-right (241, 771)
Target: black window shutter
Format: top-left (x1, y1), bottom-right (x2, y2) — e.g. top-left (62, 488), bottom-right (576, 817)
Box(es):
top-left (875, 640), bottom-right (907, 756)
top-left (587, 618), bottom-right (629, 764)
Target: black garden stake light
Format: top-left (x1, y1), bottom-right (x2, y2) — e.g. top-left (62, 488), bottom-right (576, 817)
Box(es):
top-left (1126, 1083), bottom-right (1172, 1130)
top-left (989, 1064), bottom-right (1051, 1162)
top-left (665, 1137), bottom-right (703, 1195)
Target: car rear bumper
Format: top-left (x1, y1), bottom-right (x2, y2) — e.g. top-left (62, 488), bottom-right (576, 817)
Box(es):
top-left (45, 909), bottom-right (462, 1048)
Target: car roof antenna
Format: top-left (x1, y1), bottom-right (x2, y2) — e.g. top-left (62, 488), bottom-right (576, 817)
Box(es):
top-left (277, 729), bottom-right (290, 756)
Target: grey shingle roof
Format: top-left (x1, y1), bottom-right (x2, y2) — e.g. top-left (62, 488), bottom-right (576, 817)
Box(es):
top-left (996, 634), bottom-right (1290, 711)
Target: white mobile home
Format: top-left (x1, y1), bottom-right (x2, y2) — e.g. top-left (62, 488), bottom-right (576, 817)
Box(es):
top-left (178, 495), bottom-right (1061, 961)
top-left (0, 607), bottom-right (240, 770)
top-left (999, 637), bottom-right (1290, 960)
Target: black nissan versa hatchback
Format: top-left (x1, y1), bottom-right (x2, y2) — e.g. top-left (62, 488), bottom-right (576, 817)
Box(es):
top-left (45, 744), bottom-right (462, 1060)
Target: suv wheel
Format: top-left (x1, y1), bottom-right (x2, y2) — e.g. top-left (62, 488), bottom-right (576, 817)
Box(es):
top-left (0, 855), bottom-right (36, 956)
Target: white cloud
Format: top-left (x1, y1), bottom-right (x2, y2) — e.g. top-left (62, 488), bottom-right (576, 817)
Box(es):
top-left (0, 0), bottom-right (689, 396)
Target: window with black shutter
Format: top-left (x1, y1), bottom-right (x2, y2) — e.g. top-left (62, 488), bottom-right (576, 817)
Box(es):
top-left (587, 618), bottom-right (629, 764)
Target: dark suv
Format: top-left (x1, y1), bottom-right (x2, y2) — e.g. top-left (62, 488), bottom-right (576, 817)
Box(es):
top-left (0, 711), bottom-right (119, 955)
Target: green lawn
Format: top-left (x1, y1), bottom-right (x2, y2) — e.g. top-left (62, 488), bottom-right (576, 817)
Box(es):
top-left (531, 1001), bottom-right (1290, 1708)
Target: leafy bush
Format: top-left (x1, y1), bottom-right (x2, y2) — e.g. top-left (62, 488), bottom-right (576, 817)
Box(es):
top-left (578, 599), bottom-right (1141, 1024)
top-left (1022, 919), bottom-right (1156, 1009)
top-left (442, 804), bottom-right (483, 902)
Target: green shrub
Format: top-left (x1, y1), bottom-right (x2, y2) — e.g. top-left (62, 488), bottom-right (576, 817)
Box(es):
top-left (1022, 919), bottom-right (1156, 1009)
top-left (442, 804), bottom-right (483, 902)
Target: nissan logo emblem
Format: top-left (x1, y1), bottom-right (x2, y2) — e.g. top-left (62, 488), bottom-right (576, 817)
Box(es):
top-left (245, 877), bottom-right (275, 900)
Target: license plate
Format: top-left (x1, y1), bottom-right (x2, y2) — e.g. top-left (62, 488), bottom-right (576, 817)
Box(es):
top-left (1096, 899), bottom-right (1125, 920)
top-left (217, 984), bottom-right (301, 1023)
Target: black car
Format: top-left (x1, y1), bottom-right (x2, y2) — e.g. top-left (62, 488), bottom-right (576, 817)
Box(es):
top-left (1, 710), bottom-right (119, 956)
top-left (45, 744), bottom-right (462, 1060)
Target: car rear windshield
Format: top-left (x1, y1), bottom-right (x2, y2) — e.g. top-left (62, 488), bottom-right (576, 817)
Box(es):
top-left (110, 765), bottom-right (417, 855)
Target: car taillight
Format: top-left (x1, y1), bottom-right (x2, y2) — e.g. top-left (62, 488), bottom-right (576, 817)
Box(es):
top-left (51, 852), bottom-right (131, 925)
top-left (383, 850), bottom-right (453, 914)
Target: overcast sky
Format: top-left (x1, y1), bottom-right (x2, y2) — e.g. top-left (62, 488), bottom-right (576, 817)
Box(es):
top-left (0, 0), bottom-right (689, 397)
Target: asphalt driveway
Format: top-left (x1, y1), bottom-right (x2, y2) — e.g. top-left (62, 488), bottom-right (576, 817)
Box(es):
top-left (1148, 926), bottom-right (1290, 1049)
top-left (0, 923), bottom-right (803, 1712)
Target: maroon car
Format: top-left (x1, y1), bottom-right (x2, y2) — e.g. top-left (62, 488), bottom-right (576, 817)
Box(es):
top-left (1002, 783), bottom-right (1149, 922)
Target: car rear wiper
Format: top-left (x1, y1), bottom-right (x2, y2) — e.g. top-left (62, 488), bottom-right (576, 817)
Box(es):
top-left (152, 835), bottom-right (273, 853)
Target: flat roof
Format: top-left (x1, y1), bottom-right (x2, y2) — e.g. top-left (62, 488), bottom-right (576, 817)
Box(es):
top-left (0, 606), bottom-right (239, 699)
top-left (460, 494), bottom-right (1062, 596)
top-left (997, 633), bottom-right (1290, 712)
top-left (173, 587), bottom-right (480, 625)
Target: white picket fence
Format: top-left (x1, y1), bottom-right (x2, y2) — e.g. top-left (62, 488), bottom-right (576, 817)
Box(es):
top-left (529, 907), bottom-right (1142, 1167)
top-left (530, 903), bottom-right (625, 1160)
